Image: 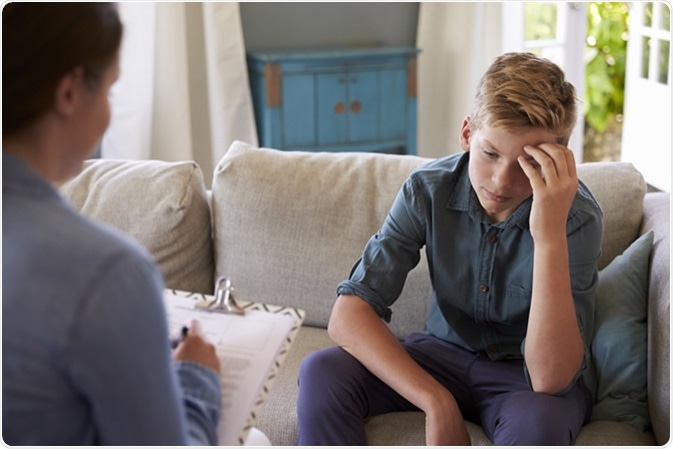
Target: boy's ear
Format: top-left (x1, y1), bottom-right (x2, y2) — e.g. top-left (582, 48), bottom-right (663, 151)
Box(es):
top-left (53, 67), bottom-right (84, 117)
top-left (459, 117), bottom-right (471, 152)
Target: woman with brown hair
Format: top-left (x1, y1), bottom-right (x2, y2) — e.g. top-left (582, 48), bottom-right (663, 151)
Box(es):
top-left (2, 3), bottom-right (222, 444)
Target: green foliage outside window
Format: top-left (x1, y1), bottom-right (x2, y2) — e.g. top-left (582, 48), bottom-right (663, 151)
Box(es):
top-left (524, 2), bottom-right (630, 134)
top-left (584, 2), bottom-right (630, 133)
top-left (525, 2), bottom-right (557, 41)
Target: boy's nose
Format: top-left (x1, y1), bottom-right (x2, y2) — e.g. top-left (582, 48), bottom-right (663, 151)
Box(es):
top-left (493, 165), bottom-right (518, 188)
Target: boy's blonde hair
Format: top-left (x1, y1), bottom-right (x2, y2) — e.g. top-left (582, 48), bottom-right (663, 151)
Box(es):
top-left (470, 52), bottom-right (577, 145)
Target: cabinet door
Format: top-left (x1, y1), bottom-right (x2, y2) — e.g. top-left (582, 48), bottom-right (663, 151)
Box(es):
top-left (379, 68), bottom-right (407, 141)
top-left (347, 70), bottom-right (379, 143)
top-left (317, 73), bottom-right (348, 147)
top-left (282, 73), bottom-right (316, 149)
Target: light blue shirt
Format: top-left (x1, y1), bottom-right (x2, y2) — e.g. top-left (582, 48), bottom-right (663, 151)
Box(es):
top-left (338, 152), bottom-right (603, 377)
top-left (2, 153), bottom-right (221, 445)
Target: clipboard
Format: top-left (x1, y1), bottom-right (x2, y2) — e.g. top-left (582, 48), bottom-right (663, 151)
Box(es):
top-left (194, 276), bottom-right (246, 315)
top-left (164, 277), bottom-right (305, 445)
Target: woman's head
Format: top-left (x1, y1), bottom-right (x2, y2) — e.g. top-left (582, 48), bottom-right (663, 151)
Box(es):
top-left (2, 3), bottom-right (123, 137)
top-left (468, 52), bottom-right (577, 146)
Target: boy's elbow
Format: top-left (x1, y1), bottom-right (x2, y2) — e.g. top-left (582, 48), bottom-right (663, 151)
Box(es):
top-left (529, 365), bottom-right (581, 395)
top-left (327, 295), bottom-right (355, 344)
top-left (326, 316), bottom-right (341, 342)
top-left (531, 376), bottom-right (573, 395)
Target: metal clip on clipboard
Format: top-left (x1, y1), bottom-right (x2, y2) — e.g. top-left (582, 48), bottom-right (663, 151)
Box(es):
top-left (194, 276), bottom-right (245, 315)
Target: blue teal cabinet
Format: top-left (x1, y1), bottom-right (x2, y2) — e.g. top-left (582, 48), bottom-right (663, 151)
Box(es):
top-left (247, 47), bottom-right (420, 154)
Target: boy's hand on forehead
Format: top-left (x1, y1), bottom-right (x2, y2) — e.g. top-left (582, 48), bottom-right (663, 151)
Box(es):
top-left (518, 143), bottom-right (579, 241)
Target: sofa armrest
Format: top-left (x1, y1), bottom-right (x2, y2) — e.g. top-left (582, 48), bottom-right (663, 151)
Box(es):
top-left (640, 191), bottom-right (670, 445)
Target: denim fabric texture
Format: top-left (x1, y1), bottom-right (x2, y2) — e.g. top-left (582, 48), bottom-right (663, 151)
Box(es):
top-left (337, 152), bottom-right (603, 375)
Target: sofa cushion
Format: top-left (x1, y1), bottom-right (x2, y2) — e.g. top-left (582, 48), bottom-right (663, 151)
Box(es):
top-left (59, 159), bottom-right (214, 294)
top-left (211, 141), bottom-right (433, 336)
top-left (577, 162), bottom-right (646, 270)
top-left (590, 230), bottom-right (653, 431)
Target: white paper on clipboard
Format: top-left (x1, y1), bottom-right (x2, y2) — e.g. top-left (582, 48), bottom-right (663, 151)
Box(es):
top-left (163, 289), bottom-right (305, 445)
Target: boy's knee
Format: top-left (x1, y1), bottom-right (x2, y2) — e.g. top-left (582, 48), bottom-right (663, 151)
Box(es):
top-left (298, 347), bottom-right (344, 386)
top-left (495, 412), bottom-right (573, 445)
top-left (298, 346), bottom-right (362, 400)
top-left (297, 347), bottom-right (364, 421)
top-left (491, 392), bottom-right (583, 445)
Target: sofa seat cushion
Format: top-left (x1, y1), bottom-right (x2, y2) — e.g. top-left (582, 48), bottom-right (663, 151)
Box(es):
top-left (59, 159), bottom-right (214, 294)
top-left (254, 326), bottom-right (333, 446)
top-left (254, 326), bottom-right (658, 446)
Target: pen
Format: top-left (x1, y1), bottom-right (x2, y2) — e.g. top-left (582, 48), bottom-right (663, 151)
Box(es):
top-left (170, 325), bottom-right (189, 349)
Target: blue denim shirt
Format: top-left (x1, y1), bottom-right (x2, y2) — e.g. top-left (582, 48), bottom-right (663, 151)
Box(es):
top-left (2, 153), bottom-right (221, 445)
top-left (337, 152), bottom-right (602, 375)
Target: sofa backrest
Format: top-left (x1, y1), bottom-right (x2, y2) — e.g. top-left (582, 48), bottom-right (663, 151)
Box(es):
top-left (211, 142), bottom-right (434, 336)
top-left (211, 141), bottom-right (647, 337)
top-left (59, 159), bottom-right (214, 295)
top-left (58, 143), bottom-right (648, 339)
top-left (576, 161), bottom-right (646, 269)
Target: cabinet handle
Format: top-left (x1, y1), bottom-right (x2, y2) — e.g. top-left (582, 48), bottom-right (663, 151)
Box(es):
top-left (334, 102), bottom-right (346, 115)
top-left (350, 101), bottom-right (361, 113)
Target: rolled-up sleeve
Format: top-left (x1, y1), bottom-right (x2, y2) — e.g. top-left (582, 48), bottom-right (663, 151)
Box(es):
top-left (337, 175), bottom-right (427, 322)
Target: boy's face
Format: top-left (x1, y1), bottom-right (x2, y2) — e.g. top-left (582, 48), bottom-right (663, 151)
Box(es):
top-left (459, 118), bottom-right (560, 223)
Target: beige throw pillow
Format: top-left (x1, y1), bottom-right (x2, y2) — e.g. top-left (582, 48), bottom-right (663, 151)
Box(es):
top-left (59, 159), bottom-right (214, 294)
top-left (577, 162), bottom-right (646, 270)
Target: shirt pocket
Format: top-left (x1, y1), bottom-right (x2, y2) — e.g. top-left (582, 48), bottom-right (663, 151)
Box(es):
top-left (492, 283), bottom-right (531, 326)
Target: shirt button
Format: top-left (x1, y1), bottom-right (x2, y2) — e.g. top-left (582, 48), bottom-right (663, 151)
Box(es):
top-left (488, 234), bottom-right (497, 243)
top-left (480, 284), bottom-right (489, 293)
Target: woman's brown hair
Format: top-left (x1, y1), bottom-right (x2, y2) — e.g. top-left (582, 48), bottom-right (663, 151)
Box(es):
top-left (2, 3), bottom-right (123, 136)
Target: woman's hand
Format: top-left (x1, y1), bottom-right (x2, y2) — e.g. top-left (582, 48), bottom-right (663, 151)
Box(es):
top-left (172, 320), bottom-right (221, 373)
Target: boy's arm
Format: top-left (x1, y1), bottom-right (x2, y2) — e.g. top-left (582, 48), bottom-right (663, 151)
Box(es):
top-left (518, 143), bottom-right (585, 394)
top-left (328, 294), bottom-right (471, 446)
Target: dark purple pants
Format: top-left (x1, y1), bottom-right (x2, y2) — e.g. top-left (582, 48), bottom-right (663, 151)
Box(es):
top-left (297, 332), bottom-right (592, 445)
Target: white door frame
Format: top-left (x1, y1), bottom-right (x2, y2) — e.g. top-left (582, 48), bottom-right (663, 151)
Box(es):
top-left (621, 1), bottom-right (671, 192)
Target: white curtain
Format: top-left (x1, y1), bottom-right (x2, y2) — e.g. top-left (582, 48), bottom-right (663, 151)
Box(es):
top-left (102, 2), bottom-right (257, 185)
top-left (416, 2), bottom-right (503, 159)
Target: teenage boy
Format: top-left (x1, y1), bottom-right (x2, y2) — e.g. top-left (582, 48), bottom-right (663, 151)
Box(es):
top-left (297, 52), bottom-right (602, 446)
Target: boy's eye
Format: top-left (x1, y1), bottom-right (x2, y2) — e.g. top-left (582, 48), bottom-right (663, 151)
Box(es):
top-left (483, 149), bottom-right (498, 159)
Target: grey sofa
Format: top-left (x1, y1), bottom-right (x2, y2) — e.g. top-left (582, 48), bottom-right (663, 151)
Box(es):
top-left (60, 141), bottom-right (669, 445)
